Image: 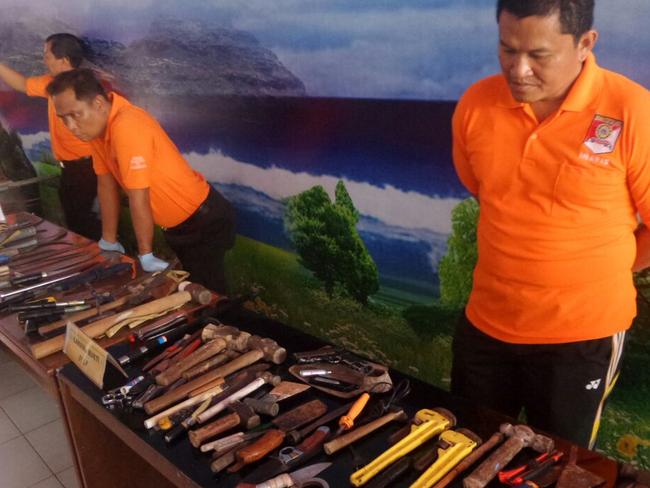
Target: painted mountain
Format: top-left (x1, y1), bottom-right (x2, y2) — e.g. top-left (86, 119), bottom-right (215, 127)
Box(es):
top-left (0, 14), bottom-right (305, 98)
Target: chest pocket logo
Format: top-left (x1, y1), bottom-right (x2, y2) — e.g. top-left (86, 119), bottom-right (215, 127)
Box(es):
top-left (583, 115), bottom-right (623, 155)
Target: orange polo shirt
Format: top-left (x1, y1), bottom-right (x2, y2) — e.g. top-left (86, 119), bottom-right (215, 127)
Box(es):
top-left (452, 53), bottom-right (650, 344)
top-left (90, 93), bottom-right (209, 229)
top-left (25, 75), bottom-right (92, 161)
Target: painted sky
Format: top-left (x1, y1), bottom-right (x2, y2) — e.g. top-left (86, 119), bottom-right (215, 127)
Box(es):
top-left (1, 0), bottom-right (647, 100)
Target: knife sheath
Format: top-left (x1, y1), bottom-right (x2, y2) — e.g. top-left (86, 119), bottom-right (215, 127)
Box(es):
top-left (273, 399), bottom-right (328, 432)
top-left (228, 429), bottom-right (286, 473)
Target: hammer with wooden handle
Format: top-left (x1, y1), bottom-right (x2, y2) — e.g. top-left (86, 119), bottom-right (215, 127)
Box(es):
top-left (161, 368), bottom-right (271, 443)
top-left (182, 350), bottom-right (240, 381)
top-left (463, 424), bottom-right (554, 488)
top-left (143, 382), bottom-right (225, 430)
top-left (144, 349), bottom-right (275, 415)
top-left (155, 337), bottom-right (227, 386)
top-left (190, 401), bottom-right (260, 448)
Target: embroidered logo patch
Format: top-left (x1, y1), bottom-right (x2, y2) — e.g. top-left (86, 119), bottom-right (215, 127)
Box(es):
top-left (129, 155), bottom-right (147, 170)
top-left (583, 115), bottom-right (623, 154)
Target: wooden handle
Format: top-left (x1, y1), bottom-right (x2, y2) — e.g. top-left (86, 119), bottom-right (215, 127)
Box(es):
top-left (31, 291), bottom-right (192, 359)
top-left (143, 383), bottom-right (223, 430)
top-left (155, 338), bottom-right (227, 386)
top-left (190, 377), bottom-right (226, 397)
top-left (324, 410), bottom-right (406, 455)
top-left (210, 441), bottom-right (249, 473)
top-left (257, 473), bottom-right (293, 488)
top-left (463, 436), bottom-right (525, 488)
top-left (38, 295), bottom-right (129, 335)
top-left (190, 412), bottom-right (239, 448)
top-left (236, 429), bottom-right (285, 466)
top-left (144, 349), bottom-right (264, 415)
top-left (182, 351), bottom-right (238, 381)
top-left (203, 431), bottom-right (246, 454)
top-left (196, 376), bottom-right (268, 425)
top-left (432, 432), bottom-right (503, 488)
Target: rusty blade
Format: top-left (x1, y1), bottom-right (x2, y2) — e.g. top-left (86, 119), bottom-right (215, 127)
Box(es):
top-left (265, 381), bottom-right (311, 402)
top-left (556, 446), bottom-right (605, 488)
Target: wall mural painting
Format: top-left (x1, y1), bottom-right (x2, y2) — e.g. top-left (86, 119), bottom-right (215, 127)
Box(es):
top-left (0, 0), bottom-right (649, 468)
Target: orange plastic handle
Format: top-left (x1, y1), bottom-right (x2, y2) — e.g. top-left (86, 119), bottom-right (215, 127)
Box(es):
top-left (339, 392), bottom-right (370, 431)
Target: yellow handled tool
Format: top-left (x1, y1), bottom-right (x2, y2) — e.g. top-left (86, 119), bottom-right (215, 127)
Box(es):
top-left (410, 428), bottom-right (481, 488)
top-left (350, 408), bottom-right (456, 487)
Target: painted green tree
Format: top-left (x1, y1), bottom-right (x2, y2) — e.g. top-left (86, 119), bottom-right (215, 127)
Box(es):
top-left (438, 197), bottom-right (479, 309)
top-left (284, 181), bottom-right (379, 304)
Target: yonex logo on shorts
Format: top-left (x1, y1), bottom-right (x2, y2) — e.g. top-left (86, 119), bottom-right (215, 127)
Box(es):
top-left (585, 379), bottom-right (601, 390)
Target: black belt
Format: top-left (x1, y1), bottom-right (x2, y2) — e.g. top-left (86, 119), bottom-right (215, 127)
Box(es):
top-left (163, 187), bottom-right (215, 233)
top-left (59, 156), bottom-right (92, 169)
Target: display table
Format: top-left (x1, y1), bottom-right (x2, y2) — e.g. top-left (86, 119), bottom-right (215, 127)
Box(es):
top-left (57, 305), bottom-right (620, 488)
top-left (0, 213), bottom-right (95, 395)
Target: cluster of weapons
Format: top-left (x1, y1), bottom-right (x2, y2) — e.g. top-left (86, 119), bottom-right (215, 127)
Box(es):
top-left (0, 218), bottom-right (145, 333)
top-left (3, 218), bottom-right (611, 487)
top-left (0, 216), bottom-right (224, 362)
top-left (99, 319), bottom-right (607, 488)
top-left (348, 416), bottom-right (607, 488)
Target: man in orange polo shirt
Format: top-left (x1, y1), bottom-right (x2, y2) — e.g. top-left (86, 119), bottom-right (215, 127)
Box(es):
top-left (451, 0), bottom-right (650, 447)
top-left (45, 69), bottom-right (235, 290)
top-left (0, 33), bottom-right (101, 240)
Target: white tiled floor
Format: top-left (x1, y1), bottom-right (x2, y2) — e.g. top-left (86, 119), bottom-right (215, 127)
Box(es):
top-left (0, 345), bottom-right (78, 488)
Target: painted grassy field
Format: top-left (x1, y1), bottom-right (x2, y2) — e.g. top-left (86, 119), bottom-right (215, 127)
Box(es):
top-left (224, 234), bottom-right (454, 387)
top-left (225, 234), bottom-right (650, 469)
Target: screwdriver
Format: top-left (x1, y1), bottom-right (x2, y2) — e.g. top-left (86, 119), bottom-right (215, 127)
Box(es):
top-left (336, 392), bottom-right (370, 436)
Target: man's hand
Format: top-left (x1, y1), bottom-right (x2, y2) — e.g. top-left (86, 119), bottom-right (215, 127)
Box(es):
top-left (0, 63), bottom-right (27, 93)
top-left (138, 253), bottom-right (169, 272)
top-left (98, 238), bottom-right (125, 254)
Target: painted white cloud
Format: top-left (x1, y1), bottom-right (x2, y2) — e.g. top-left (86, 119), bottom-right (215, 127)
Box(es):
top-left (18, 131), bottom-right (50, 150)
top-left (187, 149), bottom-right (459, 235)
top-left (236, 6), bottom-right (497, 99)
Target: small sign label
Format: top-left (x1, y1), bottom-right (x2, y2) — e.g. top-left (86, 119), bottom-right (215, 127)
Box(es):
top-left (63, 322), bottom-right (126, 388)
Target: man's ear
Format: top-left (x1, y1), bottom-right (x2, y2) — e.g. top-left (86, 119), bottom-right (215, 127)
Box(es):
top-left (93, 94), bottom-right (107, 111)
top-left (578, 29), bottom-right (598, 62)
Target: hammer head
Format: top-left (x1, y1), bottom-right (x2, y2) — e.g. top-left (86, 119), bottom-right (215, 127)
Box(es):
top-left (499, 423), bottom-right (554, 452)
top-left (247, 335), bottom-right (287, 364)
top-left (228, 401), bottom-right (260, 429)
top-left (178, 281), bottom-right (212, 304)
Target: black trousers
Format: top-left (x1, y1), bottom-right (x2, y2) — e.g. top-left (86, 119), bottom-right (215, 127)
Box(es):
top-left (450, 313), bottom-right (626, 448)
top-left (163, 187), bottom-right (235, 294)
top-left (59, 157), bottom-right (101, 240)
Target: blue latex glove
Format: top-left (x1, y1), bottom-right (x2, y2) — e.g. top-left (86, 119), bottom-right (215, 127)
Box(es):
top-left (138, 253), bottom-right (169, 272)
top-left (98, 238), bottom-right (125, 254)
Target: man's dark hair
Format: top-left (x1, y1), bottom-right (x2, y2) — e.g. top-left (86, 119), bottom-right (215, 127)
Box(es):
top-left (45, 33), bottom-right (84, 68)
top-left (497, 0), bottom-right (594, 42)
top-left (46, 68), bottom-right (108, 102)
